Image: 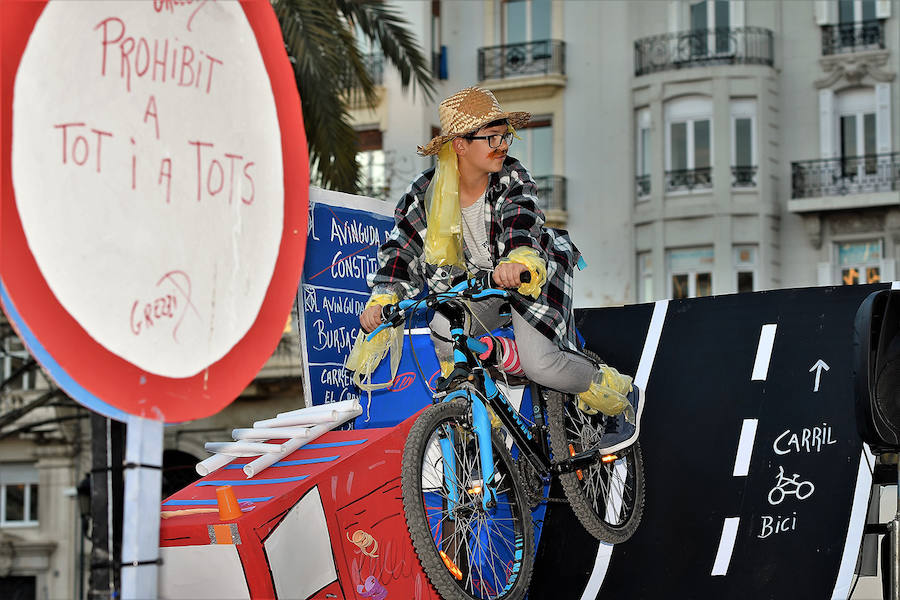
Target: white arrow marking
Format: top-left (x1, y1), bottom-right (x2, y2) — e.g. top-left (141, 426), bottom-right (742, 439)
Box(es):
top-left (809, 359), bottom-right (830, 392)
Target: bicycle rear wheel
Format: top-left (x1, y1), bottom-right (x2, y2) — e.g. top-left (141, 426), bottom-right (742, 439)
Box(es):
top-left (401, 400), bottom-right (534, 600)
top-left (546, 389), bottom-right (645, 543)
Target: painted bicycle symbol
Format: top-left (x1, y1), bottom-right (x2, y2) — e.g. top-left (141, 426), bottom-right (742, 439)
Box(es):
top-left (767, 466), bottom-right (815, 505)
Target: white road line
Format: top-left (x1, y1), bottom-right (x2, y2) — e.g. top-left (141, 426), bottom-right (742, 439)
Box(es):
top-left (831, 444), bottom-right (875, 599)
top-left (732, 419), bottom-right (758, 477)
top-left (580, 542), bottom-right (614, 600)
top-left (751, 324), bottom-right (777, 381)
top-left (581, 299), bottom-right (668, 599)
top-left (634, 300), bottom-right (669, 391)
top-left (711, 517), bottom-right (741, 576)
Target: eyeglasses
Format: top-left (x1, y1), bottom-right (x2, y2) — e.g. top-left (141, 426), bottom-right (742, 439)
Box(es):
top-left (463, 131), bottom-right (514, 148)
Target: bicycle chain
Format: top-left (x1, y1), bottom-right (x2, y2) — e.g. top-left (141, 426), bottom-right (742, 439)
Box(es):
top-left (515, 458), bottom-right (568, 506)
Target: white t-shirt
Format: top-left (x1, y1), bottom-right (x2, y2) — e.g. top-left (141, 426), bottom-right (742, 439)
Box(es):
top-left (460, 193), bottom-right (492, 271)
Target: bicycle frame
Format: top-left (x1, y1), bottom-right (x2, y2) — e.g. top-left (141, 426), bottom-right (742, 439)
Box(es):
top-left (434, 297), bottom-right (552, 512)
top-left (368, 274), bottom-right (599, 513)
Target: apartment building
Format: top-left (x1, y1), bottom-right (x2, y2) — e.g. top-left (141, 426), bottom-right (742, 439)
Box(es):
top-left (351, 0), bottom-right (898, 308)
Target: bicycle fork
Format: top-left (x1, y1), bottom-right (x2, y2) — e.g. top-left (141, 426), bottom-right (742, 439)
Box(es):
top-left (439, 387), bottom-right (498, 514)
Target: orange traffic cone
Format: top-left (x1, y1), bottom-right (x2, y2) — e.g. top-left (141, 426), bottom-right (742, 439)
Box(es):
top-left (215, 485), bottom-right (242, 520)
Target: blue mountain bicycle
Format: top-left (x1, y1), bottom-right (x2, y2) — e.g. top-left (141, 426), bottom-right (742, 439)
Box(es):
top-left (368, 271), bottom-right (645, 600)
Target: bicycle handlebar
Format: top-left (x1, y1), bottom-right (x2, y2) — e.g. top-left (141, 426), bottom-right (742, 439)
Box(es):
top-left (367, 269), bottom-right (530, 341)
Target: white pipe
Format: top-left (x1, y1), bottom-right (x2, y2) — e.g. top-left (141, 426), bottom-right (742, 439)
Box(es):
top-left (195, 453), bottom-right (236, 477)
top-left (204, 441), bottom-right (283, 455)
top-left (243, 406), bottom-right (361, 478)
top-left (253, 411), bottom-right (339, 428)
top-left (276, 399), bottom-right (359, 418)
top-left (232, 426), bottom-right (314, 440)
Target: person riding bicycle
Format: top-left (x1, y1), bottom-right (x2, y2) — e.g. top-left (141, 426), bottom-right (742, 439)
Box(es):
top-left (357, 86), bottom-right (640, 452)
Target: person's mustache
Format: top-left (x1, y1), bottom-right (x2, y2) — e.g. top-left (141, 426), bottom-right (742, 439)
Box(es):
top-left (489, 150), bottom-right (506, 159)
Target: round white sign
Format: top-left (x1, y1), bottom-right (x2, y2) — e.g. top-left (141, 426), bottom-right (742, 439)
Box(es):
top-left (12, 1), bottom-right (284, 378)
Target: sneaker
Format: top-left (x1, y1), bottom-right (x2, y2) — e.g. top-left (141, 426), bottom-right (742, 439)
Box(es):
top-left (595, 384), bottom-right (642, 455)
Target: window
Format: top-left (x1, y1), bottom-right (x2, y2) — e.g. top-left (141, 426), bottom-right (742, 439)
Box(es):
top-left (836, 240), bottom-right (882, 285)
top-left (668, 247), bottom-right (714, 299)
top-left (670, 120), bottom-right (711, 170)
top-left (836, 88), bottom-right (878, 179)
top-left (731, 100), bottom-right (757, 187)
top-left (0, 464), bottom-right (39, 526)
top-left (665, 97), bottom-right (712, 191)
top-left (839, 0), bottom-right (877, 24)
top-left (517, 120), bottom-right (557, 211)
top-left (517, 119), bottom-right (553, 178)
top-left (638, 253), bottom-right (654, 303)
top-left (690, 1), bottom-right (731, 56)
top-left (503, 0), bottom-right (551, 45)
top-left (355, 129), bottom-right (388, 201)
top-left (2, 335), bottom-right (34, 391)
top-left (636, 109), bottom-right (651, 198)
top-left (734, 245), bottom-right (757, 293)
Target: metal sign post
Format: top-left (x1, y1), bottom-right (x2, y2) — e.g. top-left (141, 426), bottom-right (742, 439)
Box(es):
top-left (121, 416), bottom-right (164, 599)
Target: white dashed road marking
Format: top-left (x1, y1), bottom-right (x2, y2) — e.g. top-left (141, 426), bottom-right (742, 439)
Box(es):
top-left (751, 324), bottom-right (777, 381)
top-left (711, 517), bottom-right (741, 576)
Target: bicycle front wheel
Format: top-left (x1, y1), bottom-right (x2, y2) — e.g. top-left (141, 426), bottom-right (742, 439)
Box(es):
top-left (546, 389), bottom-right (645, 543)
top-left (401, 400), bottom-right (534, 600)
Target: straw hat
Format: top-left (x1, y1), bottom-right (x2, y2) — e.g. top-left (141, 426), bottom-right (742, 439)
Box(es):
top-left (417, 86), bottom-right (531, 156)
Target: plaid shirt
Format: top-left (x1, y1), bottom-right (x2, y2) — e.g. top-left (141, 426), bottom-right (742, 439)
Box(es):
top-left (369, 156), bottom-right (583, 351)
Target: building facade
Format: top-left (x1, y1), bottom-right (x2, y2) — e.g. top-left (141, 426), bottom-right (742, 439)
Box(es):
top-left (352, 0), bottom-right (899, 309)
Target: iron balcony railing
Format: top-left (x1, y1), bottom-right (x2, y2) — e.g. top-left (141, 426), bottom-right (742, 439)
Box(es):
top-left (634, 27), bottom-right (774, 76)
top-left (732, 165), bottom-right (758, 187)
top-left (636, 174), bottom-right (651, 198)
top-left (665, 167), bottom-right (712, 192)
top-left (534, 175), bottom-right (567, 213)
top-left (363, 53), bottom-right (384, 85)
top-left (822, 20), bottom-right (885, 55)
top-left (478, 40), bottom-right (565, 81)
top-left (791, 152), bottom-right (900, 198)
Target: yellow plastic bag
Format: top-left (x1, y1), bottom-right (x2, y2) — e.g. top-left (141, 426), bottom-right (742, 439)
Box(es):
top-left (345, 326), bottom-right (403, 392)
top-left (501, 247), bottom-right (547, 299)
top-left (423, 142), bottom-right (463, 268)
top-left (345, 293), bottom-right (402, 392)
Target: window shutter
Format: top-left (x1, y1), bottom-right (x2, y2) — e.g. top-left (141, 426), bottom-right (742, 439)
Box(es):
top-left (815, 0), bottom-right (837, 24)
top-left (876, 83), bottom-right (892, 154)
top-left (819, 89), bottom-right (836, 159)
top-left (668, 0), bottom-right (681, 33)
top-left (876, 0), bottom-right (891, 18)
top-left (731, 0), bottom-right (745, 28)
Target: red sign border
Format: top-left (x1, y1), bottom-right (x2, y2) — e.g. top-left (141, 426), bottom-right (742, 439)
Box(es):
top-left (0, 0), bottom-right (308, 422)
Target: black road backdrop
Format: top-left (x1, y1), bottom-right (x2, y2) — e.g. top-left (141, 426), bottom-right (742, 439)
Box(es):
top-left (532, 284), bottom-right (886, 599)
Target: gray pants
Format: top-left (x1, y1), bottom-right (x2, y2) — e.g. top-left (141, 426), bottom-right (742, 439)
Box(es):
top-left (429, 297), bottom-right (595, 394)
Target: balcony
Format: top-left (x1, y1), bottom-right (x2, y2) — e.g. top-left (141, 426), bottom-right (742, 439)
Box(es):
top-left (636, 174), bottom-right (651, 198)
top-left (344, 53), bottom-right (385, 110)
top-left (732, 166), bottom-right (758, 188)
top-left (792, 153), bottom-right (900, 199)
top-left (822, 20), bottom-right (885, 55)
top-left (478, 40), bottom-right (566, 96)
top-left (534, 175), bottom-right (567, 225)
top-left (665, 167), bottom-right (712, 193)
top-left (634, 27), bottom-right (774, 77)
